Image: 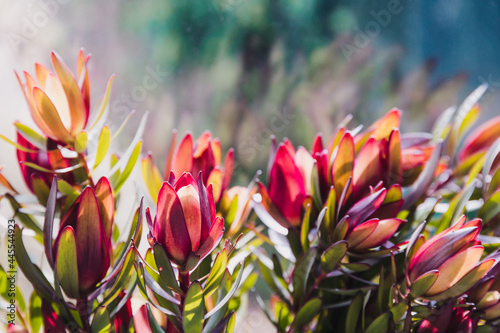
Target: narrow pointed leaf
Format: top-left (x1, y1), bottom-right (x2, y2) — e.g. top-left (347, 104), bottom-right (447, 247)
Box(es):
top-left (55, 226), bottom-right (80, 299)
top-left (410, 270), bottom-right (439, 298)
top-left (291, 298), bottom-right (322, 329)
top-left (90, 306), bottom-right (111, 333)
top-left (153, 243), bottom-right (183, 295)
top-left (204, 249), bottom-right (228, 299)
top-left (93, 126), bottom-right (110, 170)
top-left (321, 241), bottom-right (348, 273)
top-left (43, 176), bottom-right (58, 267)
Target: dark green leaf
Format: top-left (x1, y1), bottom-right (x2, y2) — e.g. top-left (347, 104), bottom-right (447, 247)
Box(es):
top-left (153, 243), bottom-right (183, 295)
top-left (320, 240), bottom-right (347, 273)
top-left (291, 298), bottom-right (322, 329)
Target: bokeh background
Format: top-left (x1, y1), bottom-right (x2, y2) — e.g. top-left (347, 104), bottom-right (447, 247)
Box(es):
top-left (2, 2), bottom-right (500, 330)
top-left (2, 0), bottom-right (500, 188)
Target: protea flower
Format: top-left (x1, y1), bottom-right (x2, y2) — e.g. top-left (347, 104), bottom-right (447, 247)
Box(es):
top-left (407, 216), bottom-right (494, 300)
top-left (257, 140), bottom-right (310, 228)
top-left (52, 177), bottom-right (114, 298)
top-left (142, 130), bottom-right (234, 203)
top-left (146, 172), bottom-right (224, 269)
top-left (16, 130), bottom-right (53, 192)
top-left (15, 50), bottom-right (91, 144)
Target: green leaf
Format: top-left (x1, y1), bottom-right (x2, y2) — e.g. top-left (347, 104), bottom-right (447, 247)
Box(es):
top-left (202, 270), bottom-right (232, 333)
top-left (29, 292), bottom-right (42, 333)
top-left (410, 270), bottom-right (439, 298)
top-left (292, 247), bottom-right (317, 305)
top-left (14, 122), bottom-right (47, 149)
top-left (345, 291), bottom-right (363, 333)
top-left (365, 312), bottom-right (392, 333)
top-left (75, 131), bottom-right (88, 153)
top-left (320, 240), bottom-right (347, 273)
top-left (43, 177), bottom-right (58, 267)
top-left (291, 298), bottom-right (322, 329)
top-left (205, 261), bottom-right (245, 319)
top-left (146, 303), bottom-right (165, 333)
top-left (99, 247), bottom-right (137, 307)
top-left (94, 126), bottom-right (110, 170)
top-left (153, 243), bottom-right (183, 295)
top-left (89, 75), bottom-right (115, 130)
top-left (55, 226), bottom-right (80, 299)
top-left (480, 190), bottom-right (500, 224)
top-left (14, 225), bottom-right (56, 301)
top-left (31, 175), bottom-right (50, 205)
top-left (183, 281), bottom-right (205, 333)
top-left (91, 306), bottom-right (111, 333)
top-left (204, 249), bottom-right (228, 299)
top-left (301, 204), bottom-right (311, 251)
top-left (113, 140), bottom-right (142, 192)
top-left (390, 302), bottom-right (407, 321)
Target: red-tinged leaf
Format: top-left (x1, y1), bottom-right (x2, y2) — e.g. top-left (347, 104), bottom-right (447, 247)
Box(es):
top-left (76, 187), bottom-right (108, 294)
top-left (409, 226), bottom-right (479, 282)
top-left (460, 116), bottom-right (500, 161)
top-left (41, 299), bottom-right (66, 333)
top-left (426, 259), bottom-right (495, 301)
top-left (44, 177), bottom-right (58, 267)
top-left (194, 131), bottom-right (212, 157)
top-left (193, 144), bottom-right (216, 184)
top-left (177, 183), bottom-right (203, 251)
top-left (55, 226), bottom-right (80, 299)
top-left (388, 129), bottom-right (403, 185)
top-left (369, 108), bottom-right (401, 141)
top-left (402, 140), bottom-right (443, 209)
top-left (18, 71), bottom-right (58, 140)
top-left (268, 144), bottom-right (306, 226)
top-left (346, 219), bottom-right (378, 249)
top-left (134, 305), bottom-right (153, 333)
top-left (295, 146), bottom-right (315, 195)
top-left (94, 177), bottom-right (114, 246)
top-left (34, 63), bottom-right (50, 89)
top-left (32, 87), bottom-right (73, 142)
top-left (345, 188), bottom-right (386, 228)
top-left (426, 245), bottom-right (484, 296)
top-left (196, 216), bottom-right (224, 260)
top-left (255, 182), bottom-right (289, 231)
top-left (197, 173), bottom-right (213, 242)
top-left (355, 219), bottom-right (405, 250)
top-left (207, 168), bottom-right (223, 203)
top-left (51, 52), bottom-right (87, 134)
top-left (222, 148), bottom-right (234, 192)
top-left (171, 132), bottom-right (194, 179)
top-left (332, 133), bottom-right (354, 205)
top-left (353, 137), bottom-right (382, 200)
top-left (155, 182), bottom-right (191, 265)
top-left (312, 133), bottom-right (324, 155)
